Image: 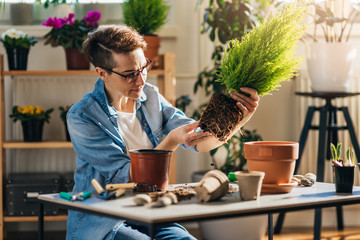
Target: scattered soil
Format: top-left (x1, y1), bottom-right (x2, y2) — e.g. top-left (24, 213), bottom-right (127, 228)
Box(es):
top-left (146, 183), bottom-right (239, 202)
top-left (199, 94), bottom-right (243, 142)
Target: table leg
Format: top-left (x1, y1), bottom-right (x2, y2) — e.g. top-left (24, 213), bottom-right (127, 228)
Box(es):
top-left (336, 205), bottom-right (344, 230)
top-left (38, 203), bottom-right (44, 240)
top-left (268, 213), bottom-right (273, 240)
top-left (149, 224), bottom-right (155, 240)
top-left (314, 208), bottom-right (322, 240)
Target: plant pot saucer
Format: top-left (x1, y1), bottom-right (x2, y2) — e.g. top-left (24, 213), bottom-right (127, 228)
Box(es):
top-left (261, 181), bottom-right (298, 193)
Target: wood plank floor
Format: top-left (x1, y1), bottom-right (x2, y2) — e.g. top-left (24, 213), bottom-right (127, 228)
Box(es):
top-left (187, 227), bottom-right (360, 240)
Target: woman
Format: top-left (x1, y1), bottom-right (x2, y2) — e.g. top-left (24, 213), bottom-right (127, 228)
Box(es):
top-left (66, 25), bottom-right (259, 240)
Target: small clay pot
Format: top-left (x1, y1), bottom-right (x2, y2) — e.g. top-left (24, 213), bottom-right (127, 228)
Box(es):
top-left (235, 171), bottom-right (265, 201)
top-left (129, 149), bottom-right (172, 192)
top-left (244, 141), bottom-right (299, 184)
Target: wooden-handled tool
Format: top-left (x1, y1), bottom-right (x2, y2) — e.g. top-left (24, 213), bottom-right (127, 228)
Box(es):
top-left (106, 183), bottom-right (136, 191)
top-left (106, 182), bottom-right (157, 192)
top-left (91, 179), bottom-right (106, 197)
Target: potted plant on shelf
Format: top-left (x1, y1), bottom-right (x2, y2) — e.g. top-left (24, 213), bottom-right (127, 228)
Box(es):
top-left (35, 0), bottom-right (78, 18)
top-left (122, 0), bottom-right (170, 66)
top-left (42, 10), bottom-right (101, 70)
top-left (59, 105), bottom-right (72, 141)
top-left (10, 1), bottom-right (33, 25)
top-left (331, 142), bottom-right (356, 193)
top-left (9, 105), bottom-right (54, 142)
top-left (0, 28), bottom-right (38, 71)
top-left (305, 0), bottom-right (360, 92)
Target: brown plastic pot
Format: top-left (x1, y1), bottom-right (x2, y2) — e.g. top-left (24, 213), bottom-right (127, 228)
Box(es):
top-left (143, 35), bottom-right (161, 67)
top-left (129, 149), bottom-right (172, 192)
top-left (244, 141), bottom-right (299, 184)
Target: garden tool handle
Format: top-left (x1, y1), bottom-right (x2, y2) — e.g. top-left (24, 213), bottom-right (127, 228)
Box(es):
top-left (91, 179), bottom-right (105, 195)
top-left (106, 182), bottom-right (136, 191)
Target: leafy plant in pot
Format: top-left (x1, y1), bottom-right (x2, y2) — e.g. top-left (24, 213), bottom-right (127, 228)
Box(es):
top-left (330, 142), bottom-right (356, 193)
top-left (42, 10), bottom-right (101, 69)
top-left (122, 0), bottom-right (170, 67)
top-left (0, 28), bottom-right (38, 70)
top-left (304, 0), bottom-right (360, 92)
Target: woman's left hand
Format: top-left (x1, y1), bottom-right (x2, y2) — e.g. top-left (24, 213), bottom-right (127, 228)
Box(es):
top-left (229, 87), bottom-right (260, 127)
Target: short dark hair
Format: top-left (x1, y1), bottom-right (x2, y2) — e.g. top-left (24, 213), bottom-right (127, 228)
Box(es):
top-left (82, 25), bottom-right (147, 71)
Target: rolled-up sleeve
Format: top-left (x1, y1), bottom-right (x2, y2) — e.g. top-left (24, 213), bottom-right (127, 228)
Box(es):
top-left (67, 112), bottom-right (130, 184)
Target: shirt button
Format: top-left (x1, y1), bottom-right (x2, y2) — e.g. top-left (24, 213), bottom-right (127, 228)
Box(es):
top-left (143, 123), bottom-right (147, 126)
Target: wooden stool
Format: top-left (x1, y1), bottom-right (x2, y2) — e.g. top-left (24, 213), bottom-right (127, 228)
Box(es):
top-left (275, 92), bottom-right (360, 239)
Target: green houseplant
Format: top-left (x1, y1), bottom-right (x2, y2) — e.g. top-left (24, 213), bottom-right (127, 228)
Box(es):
top-left (179, 0), bottom-right (269, 174)
top-left (199, 1), bottom-right (308, 142)
top-left (35, 0), bottom-right (78, 8)
top-left (59, 105), bottom-right (72, 141)
top-left (9, 105), bottom-right (54, 142)
top-left (42, 10), bottom-right (101, 69)
top-left (330, 142), bottom-right (356, 193)
top-left (0, 28), bottom-right (38, 70)
top-left (122, 0), bottom-right (170, 66)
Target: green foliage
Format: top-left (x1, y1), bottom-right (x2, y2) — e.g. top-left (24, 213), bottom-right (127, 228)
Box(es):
top-left (35, 0), bottom-right (78, 8)
top-left (210, 129), bottom-right (262, 174)
top-left (218, 2), bottom-right (309, 96)
top-left (331, 142), bottom-right (355, 167)
top-left (122, 0), bottom-right (170, 35)
top-left (176, 0), bottom-right (269, 173)
top-left (10, 105), bottom-right (54, 123)
top-left (59, 105), bottom-right (72, 123)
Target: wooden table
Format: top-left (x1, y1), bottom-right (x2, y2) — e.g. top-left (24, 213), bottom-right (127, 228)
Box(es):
top-left (38, 182), bottom-right (360, 240)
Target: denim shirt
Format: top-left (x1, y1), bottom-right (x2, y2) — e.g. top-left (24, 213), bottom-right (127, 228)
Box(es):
top-left (66, 78), bottom-right (196, 240)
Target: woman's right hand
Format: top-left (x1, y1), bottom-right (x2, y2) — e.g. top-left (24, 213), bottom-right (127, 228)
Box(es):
top-left (155, 121), bottom-right (213, 151)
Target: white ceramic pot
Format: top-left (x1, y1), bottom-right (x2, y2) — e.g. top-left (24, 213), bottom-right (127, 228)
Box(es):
top-left (306, 43), bottom-right (357, 92)
top-left (199, 215), bottom-right (268, 240)
top-left (10, 3), bottom-right (33, 25)
top-left (51, 4), bottom-right (74, 18)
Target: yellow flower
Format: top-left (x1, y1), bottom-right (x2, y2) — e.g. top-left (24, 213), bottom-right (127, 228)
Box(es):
top-left (35, 106), bottom-right (44, 114)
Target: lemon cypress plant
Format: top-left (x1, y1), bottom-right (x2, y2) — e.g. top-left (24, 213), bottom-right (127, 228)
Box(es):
top-left (199, 1), bottom-right (309, 141)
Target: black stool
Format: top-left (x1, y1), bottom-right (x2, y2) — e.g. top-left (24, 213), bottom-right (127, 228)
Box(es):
top-left (275, 92), bottom-right (360, 239)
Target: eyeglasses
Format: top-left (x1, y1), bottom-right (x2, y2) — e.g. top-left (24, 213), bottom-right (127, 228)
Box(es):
top-left (102, 58), bottom-right (153, 83)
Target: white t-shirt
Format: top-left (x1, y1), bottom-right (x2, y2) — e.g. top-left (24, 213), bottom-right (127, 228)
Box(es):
top-left (117, 111), bottom-right (154, 151)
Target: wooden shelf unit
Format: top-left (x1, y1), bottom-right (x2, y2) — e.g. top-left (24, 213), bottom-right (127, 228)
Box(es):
top-left (0, 52), bottom-right (176, 239)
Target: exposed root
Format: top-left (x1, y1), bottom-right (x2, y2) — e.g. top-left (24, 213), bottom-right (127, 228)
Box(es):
top-left (199, 94), bottom-right (243, 141)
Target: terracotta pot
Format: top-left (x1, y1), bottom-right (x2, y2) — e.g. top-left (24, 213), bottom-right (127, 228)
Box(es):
top-left (64, 48), bottom-right (90, 70)
top-left (244, 141), bottom-right (299, 184)
top-left (143, 35), bottom-right (161, 67)
top-left (129, 149), bottom-right (172, 192)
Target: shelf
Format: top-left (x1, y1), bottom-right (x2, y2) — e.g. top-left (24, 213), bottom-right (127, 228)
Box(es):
top-left (3, 69), bottom-right (165, 76)
top-left (4, 214), bottom-right (67, 222)
top-left (3, 141), bottom-right (73, 149)
top-left (0, 52), bottom-right (175, 238)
